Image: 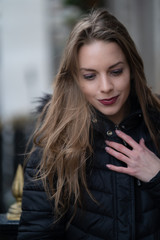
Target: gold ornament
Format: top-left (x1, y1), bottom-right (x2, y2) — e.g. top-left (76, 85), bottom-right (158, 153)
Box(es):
top-left (7, 164), bottom-right (24, 221)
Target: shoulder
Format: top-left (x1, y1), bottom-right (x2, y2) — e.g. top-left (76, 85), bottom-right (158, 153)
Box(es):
top-left (25, 94), bottom-right (52, 170)
top-left (147, 94), bottom-right (160, 126)
top-left (148, 109), bottom-right (160, 127)
top-left (25, 147), bottom-right (42, 169)
top-left (23, 147), bottom-right (44, 191)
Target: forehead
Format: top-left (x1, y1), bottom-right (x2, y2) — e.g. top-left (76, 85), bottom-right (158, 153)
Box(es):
top-left (78, 40), bottom-right (127, 68)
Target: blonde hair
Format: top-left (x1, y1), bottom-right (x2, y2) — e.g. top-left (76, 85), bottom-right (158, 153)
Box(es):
top-left (33, 8), bottom-right (160, 220)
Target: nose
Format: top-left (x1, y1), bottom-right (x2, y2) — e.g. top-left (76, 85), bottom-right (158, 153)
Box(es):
top-left (99, 74), bottom-right (113, 93)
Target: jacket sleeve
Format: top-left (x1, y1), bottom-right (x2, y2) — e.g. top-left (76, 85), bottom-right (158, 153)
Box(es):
top-left (140, 171), bottom-right (160, 208)
top-left (17, 148), bottom-right (66, 240)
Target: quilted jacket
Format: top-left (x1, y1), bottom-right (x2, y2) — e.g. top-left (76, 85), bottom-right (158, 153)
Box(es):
top-left (18, 96), bottom-right (160, 240)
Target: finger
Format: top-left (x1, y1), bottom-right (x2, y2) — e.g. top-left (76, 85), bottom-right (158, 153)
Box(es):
top-left (115, 130), bottom-right (140, 150)
top-left (139, 138), bottom-right (145, 148)
top-left (106, 164), bottom-right (133, 176)
top-left (139, 138), bottom-right (155, 155)
top-left (105, 140), bottom-right (131, 157)
top-left (105, 146), bottom-right (130, 164)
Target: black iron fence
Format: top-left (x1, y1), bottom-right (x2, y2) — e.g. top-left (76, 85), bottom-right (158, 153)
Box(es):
top-left (0, 118), bottom-right (35, 240)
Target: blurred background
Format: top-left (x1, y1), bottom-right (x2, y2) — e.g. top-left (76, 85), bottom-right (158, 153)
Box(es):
top-left (0, 0), bottom-right (160, 213)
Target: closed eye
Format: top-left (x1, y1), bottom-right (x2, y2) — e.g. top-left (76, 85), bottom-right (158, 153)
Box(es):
top-left (83, 74), bottom-right (96, 80)
top-left (110, 68), bottom-right (123, 76)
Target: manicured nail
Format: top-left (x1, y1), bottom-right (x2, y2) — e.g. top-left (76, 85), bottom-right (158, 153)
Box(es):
top-left (105, 147), bottom-right (110, 151)
top-left (106, 164), bottom-right (111, 168)
top-left (115, 130), bottom-right (121, 134)
top-left (141, 138), bottom-right (145, 144)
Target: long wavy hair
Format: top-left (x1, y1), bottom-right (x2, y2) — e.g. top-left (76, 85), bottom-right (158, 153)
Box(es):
top-left (32, 8), bottom-right (160, 219)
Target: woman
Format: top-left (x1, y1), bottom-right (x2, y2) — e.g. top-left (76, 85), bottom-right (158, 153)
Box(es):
top-left (18, 8), bottom-right (160, 240)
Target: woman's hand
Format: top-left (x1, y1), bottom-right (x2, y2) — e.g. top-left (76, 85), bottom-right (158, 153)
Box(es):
top-left (105, 130), bottom-right (160, 182)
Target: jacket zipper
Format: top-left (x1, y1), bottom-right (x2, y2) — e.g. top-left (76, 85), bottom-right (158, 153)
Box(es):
top-left (115, 124), bottom-right (120, 130)
top-left (114, 124), bottom-right (135, 240)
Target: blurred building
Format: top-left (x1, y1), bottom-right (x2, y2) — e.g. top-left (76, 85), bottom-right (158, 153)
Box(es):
top-left (1, 0), bottom-right (79, 123)
top-left (108, 0), bottom-right (160, 93)
top-left (0, 0), bottom-right (80, 211)
top-left (0, 0), bottom-right (160, 123)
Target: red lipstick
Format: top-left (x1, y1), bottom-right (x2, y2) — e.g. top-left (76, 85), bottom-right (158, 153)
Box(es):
top-left (98, 96), bottom-right (119, 105)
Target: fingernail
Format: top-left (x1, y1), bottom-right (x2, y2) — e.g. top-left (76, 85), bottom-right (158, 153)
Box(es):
top-left (106, 164), bottom-right (111, 168)
top-left (105, 147), bottom-right (110, 151)
top-left (115, 130), bottom-right (121, 134)
top-left (141, 138), bottom-right (145, 143)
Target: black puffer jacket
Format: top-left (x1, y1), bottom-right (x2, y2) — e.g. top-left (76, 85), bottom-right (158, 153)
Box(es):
top-left (18, 97), bottom-right (160, 240)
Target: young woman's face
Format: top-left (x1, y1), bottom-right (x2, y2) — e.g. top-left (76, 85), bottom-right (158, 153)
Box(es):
top-left (78, 40), bottom-right (131, 124)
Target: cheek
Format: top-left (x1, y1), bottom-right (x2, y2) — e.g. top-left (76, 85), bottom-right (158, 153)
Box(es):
top-left (123, 81), bottom-right (131, 100)
top-left (79, 82), bottom-right (93, 95)
top-left (78, 83), bottom-right (90, 99)
top-left (79, 84), bottom-right (86, 94)
top-left (82, 88), bottom-right (92, 98)
top-left (78, 80), bottom-right (85, 91)
top-left (120, 75), bottom-right (131, 92)
top-left (126, 79), bottom-right (131, 92)
top-left (79, 86), bottom-right (95, 103)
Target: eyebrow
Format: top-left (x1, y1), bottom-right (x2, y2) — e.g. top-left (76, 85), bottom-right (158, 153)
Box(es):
top-left (109, 61), bottom-right (124, 69)
top-left (80, 61), bottom-right (124, 72)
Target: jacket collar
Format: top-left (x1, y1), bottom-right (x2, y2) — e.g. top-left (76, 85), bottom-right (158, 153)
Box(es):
top-left (91, 107), bottom-right (143, 138)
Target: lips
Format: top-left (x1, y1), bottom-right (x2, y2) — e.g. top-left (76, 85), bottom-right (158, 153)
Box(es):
top-left (98, 96), bottom-right (119, 105)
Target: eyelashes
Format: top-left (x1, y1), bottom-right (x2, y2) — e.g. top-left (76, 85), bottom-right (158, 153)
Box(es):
top-left (82, 68), bottom-right (123, 80)
top-left (83, 74), bottom-right (96, 80)
top-left (111, 68), bottom-right (123, 76)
